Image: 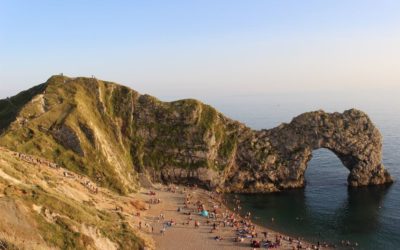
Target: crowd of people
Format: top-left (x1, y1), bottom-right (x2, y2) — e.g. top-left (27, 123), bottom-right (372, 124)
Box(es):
top-left (8, 148), bottom-right (99, 194)
top-left (142, 184), bottom-right (360, 249)
top-left (148, 197), bottom-right (161, 204)
top-left (162, 185), bottom-right (314, 249)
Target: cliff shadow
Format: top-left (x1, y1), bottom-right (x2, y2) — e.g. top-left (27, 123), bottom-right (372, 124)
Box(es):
top-left (0, 83), bottom-right (47, 133)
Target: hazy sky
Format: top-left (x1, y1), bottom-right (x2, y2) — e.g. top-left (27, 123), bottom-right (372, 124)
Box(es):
top-left (1, 0), bottom-right (400, 100)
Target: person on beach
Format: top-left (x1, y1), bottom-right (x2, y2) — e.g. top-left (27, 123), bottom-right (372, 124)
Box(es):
top-left (214, 236), bottom-right (223, 241)
top-left (262, 231), bottom-right (268, 239)
top-left (251, 240), bottom-right (261, 248)
top-left (234, 236), bottom-right (244, 242)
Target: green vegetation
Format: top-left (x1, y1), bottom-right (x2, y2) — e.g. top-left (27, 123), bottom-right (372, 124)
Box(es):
top-left (219, 133), bottom-right (238, 159)
top-left (102, 221), bottom-right (145, 250)
top-left (0, 74), bottom-right (254, 248)
top-left (36, 215), bottom-right (93, 250)
top-left (0, 75), bottom-right (247, 194)
top-left (0, 151), bottom-right (145, 250)
top-left (198, 104), bottom-right (218, 131)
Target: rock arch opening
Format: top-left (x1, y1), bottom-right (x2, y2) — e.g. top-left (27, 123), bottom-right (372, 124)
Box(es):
top-left (304, 148), bottom-right (349, 188)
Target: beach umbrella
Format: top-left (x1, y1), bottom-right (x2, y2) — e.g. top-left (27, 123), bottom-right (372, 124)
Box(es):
top-left (201, 210), bottom-right (209, 217)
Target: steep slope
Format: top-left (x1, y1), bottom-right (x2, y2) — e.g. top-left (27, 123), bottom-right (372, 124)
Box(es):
top-left (0, 76), bottom-right (140, 193)
top-left (0, 75), bottom-right (392, 194)
top-left (0, 147), bottom-right (151, 250)
top-left (0, 75), bottom-right (247, 193)
top-left (0, 83), bottom-right (47, 133)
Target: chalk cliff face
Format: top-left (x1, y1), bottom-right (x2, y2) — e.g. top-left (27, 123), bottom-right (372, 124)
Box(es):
top-left (0, 76), bottom-right (393, 193)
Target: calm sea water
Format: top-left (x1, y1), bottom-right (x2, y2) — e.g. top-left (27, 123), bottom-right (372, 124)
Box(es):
top-left (198, 90), bottom-right (400, 250)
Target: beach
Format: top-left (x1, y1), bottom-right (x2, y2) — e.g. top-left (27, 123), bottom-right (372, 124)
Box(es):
top-left (137, 185), bottom-right (327, 250)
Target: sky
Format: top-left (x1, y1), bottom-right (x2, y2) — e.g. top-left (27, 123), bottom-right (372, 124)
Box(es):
top-left (1, 0), bottom-right (400, 101)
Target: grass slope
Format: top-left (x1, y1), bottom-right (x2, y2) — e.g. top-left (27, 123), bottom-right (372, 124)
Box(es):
top-left (0, 75), bottom-right (245, 193)
top-left (0, 147), bottom-right (150, 249)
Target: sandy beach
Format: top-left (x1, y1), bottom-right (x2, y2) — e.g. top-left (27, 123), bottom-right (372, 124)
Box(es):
top-left (137, 185), bottom-right (328, 250)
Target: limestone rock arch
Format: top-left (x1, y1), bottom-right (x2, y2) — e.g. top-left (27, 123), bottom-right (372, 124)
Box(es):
top-left (225, 109), bottom-right (393, 193)
top-left (266, 109), bottom-right (392, 189)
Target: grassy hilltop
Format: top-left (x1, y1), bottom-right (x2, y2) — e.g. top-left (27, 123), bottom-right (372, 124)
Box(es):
top-left (0, 75), bottom-right (246, 194)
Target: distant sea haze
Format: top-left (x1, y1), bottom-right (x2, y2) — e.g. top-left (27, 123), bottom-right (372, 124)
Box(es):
top-left (219, 91), bottom-right (400, 250)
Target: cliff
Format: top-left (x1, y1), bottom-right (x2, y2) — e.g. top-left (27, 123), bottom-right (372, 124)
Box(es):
top-left (0, 75), bottom-right (393, 194)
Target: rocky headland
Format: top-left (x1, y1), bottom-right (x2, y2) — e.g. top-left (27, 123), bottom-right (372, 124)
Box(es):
top-left (0, 75), bottom-right (392, 194)
top-left (0, 75), bottom-right (394, 249)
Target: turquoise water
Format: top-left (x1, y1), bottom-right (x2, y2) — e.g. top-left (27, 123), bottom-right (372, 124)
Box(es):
top-left (205, 90), bottom-right (400, 250)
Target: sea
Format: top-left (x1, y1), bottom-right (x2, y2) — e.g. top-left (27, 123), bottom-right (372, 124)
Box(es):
top-left (186, 89), bottom-right (400, 250)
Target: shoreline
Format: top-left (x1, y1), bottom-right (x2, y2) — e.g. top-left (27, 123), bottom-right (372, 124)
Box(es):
top-left (221, 193), bottom-right (338, 249)
top-left (138, 184), bottom-right (332, 250)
